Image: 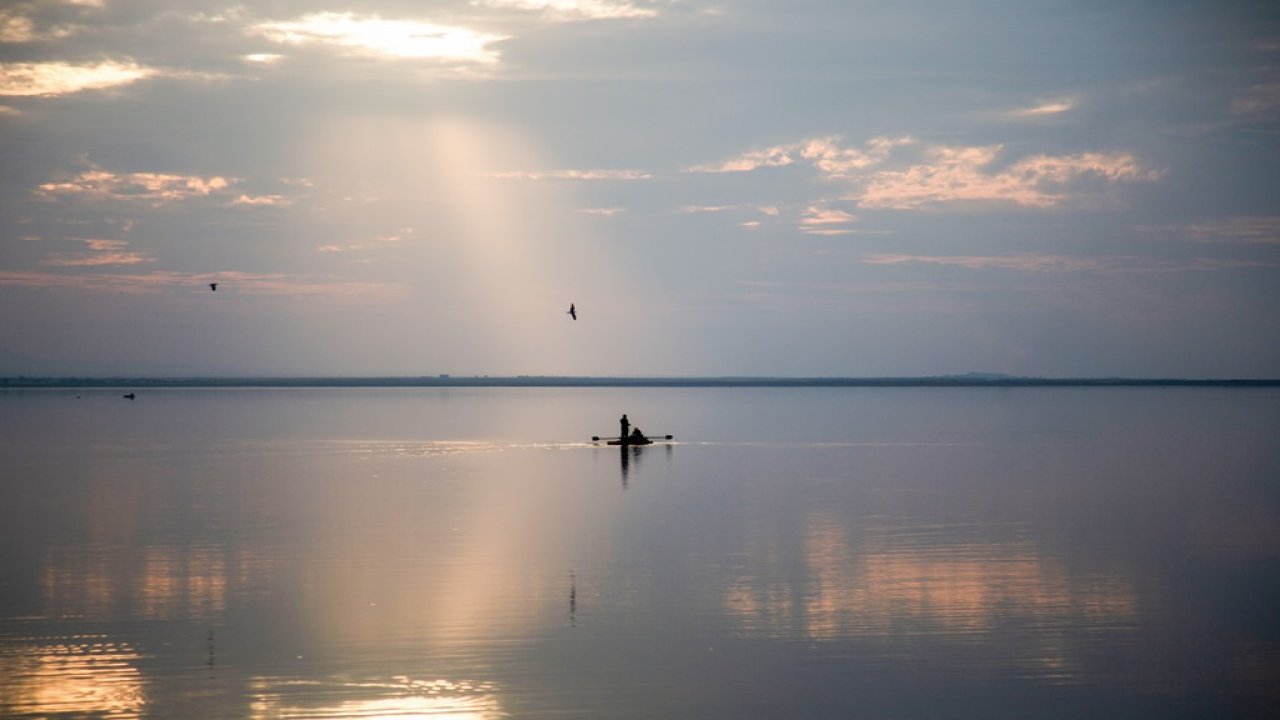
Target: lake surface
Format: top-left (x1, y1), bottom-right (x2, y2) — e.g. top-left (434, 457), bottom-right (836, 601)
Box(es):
top-left (1, 387), bottom-right (1277, 718)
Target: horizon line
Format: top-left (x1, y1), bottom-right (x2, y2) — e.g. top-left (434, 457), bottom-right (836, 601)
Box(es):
top-left (3, 374), bottom-right (1278, 388)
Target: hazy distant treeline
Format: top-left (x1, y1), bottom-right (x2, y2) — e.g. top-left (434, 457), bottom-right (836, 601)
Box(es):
top-left (3, 376), bottom-right (1277, 388)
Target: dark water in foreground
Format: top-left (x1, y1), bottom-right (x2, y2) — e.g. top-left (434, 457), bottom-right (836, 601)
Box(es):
top-left (1, 387), bottom-right (1277, 719)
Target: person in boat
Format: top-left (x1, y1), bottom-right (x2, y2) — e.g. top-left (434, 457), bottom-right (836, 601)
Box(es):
top-left (628, 427), bottom-right (648, 444)
top-left (620, 414), bottom-right (630, 439)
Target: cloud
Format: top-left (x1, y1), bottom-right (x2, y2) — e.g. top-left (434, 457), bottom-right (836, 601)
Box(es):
top-left (1231, 83), bottom-right (1280, 117)
top-left (686, 144), bottom-right (798, 173)
top-left (36, 164), bottom-right (237, 205)
top-left (250, 13), bottom-right (507, 64)
top-left (230, 194), bottom-right (289, 207)
top-left (690, 135), bottom-right (1156, 210)
top-left (800, 136), bottom-right (914, 178)
top-left (316, 227), bottom-right (413, 254)
top-left (40, 238), bottom-right (153, 267)
top-left (865, 253), bottom-right (1103, 272)
top-left (1008, 98), bottom-right (1076, 117)
top-left (242, 53), bottom-right (285, 65)
top-left (1183, 217), bottom-right (1280, 244)
top-left (578, 207), bottom-right (626, 216)
top-left (859, 146), bottom-right (1157, 209)
top-left (476, 0), bottom-right (661, 20)
top-left (492, 168), bottom-right (651, 180)
top-left (800, 206), bottom-right (855, 235)
top-left (0, 0), bottom-right (100, 44)
top-left (687, 136), bottom-right (911, 175)
top-left (0, 60), bottom-right (155, 97)
top-left (864, 254), bottom-right (1269, 273)
top-left (679, 204), bottom-right (745, 213)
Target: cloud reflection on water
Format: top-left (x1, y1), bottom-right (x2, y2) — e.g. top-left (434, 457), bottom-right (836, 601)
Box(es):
top-left (722, 509), bottom-right (1138, 681)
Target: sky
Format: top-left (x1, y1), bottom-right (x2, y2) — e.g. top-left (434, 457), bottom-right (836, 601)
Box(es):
top-left (1, 0), bottom-right (1278, 378)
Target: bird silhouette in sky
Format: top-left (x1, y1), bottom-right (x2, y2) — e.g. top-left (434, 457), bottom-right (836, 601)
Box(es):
top-left (209, 283), bottom-right (218, 291)
top-left (567, 303), bottom-right (577, 320)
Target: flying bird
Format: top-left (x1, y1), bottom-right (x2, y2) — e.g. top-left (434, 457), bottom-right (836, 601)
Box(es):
top-left (209, 283), bottom-right (218, 291)
top-left (567, 303), bottom-right (577, 320)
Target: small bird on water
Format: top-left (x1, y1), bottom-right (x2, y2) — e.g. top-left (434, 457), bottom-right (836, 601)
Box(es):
top-left (209, 283), bottom-right (218, 291)
top-left (567, 303), bottom-right (577, 320)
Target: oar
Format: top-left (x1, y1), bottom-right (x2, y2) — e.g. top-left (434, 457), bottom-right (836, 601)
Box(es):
top-left (592, 435), bottom-right (674, 441)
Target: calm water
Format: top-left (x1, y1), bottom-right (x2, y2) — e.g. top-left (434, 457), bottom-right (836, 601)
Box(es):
top-left (1, 387), bottom-right (1277, 719)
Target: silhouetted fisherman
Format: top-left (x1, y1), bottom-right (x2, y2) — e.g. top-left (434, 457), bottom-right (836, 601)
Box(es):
top-left (567, 303), bottom-right (576, 320)
top-left (620, 413), bottom-right (629, 440)
top-left (209, 283), bottom-right (218, 291)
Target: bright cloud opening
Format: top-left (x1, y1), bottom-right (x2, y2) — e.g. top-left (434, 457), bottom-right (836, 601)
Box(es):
top-left (476, 0), bottom-right (659, 20)
top-left (252, 13), bottom-right (507, 63)
top-left (242, 53), bottom-right (284, 65)
top-left (0, 60), bottom-right (155, 97)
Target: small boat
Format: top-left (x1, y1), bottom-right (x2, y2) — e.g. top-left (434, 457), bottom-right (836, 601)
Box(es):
top-left (593, 434), bottom-right (673, 446)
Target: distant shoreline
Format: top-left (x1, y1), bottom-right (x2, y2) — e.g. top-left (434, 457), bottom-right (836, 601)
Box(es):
top-left (3, 376), bottom-right (1278, 388)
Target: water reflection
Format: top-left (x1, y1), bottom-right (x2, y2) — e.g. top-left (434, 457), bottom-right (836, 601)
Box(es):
top-left (721, 509), bottom-right (1139, 681)
top-left (248, 675), bottom-right (503, 719)
top-left (0, 636), bottom-right (147, 719)
top-left (40, 544), bottom-right (262, 621)
top-left (614, 442), bottom-right (673, 489)
top-left (2, 387), bottom-right (1277, 718)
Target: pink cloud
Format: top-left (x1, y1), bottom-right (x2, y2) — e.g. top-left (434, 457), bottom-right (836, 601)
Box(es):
top-left (858, 146), bottom-right (1157, 209)
top-left (37, 165), bottom-right (236, 205)
top-left (39, 238), bottom-right (154, 267)
top-left (688, 136), bottom-right (910, 175)
top-left (799, 206), bottom-right (857, 235)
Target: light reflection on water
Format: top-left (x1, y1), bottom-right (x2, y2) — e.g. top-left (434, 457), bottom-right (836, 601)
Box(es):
top-left (248, 676), bottom-right (503, 719)
top-left (1, 387), bottom-right (1278, 718)
top-left (0, 636), bottom-right (147, 719)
